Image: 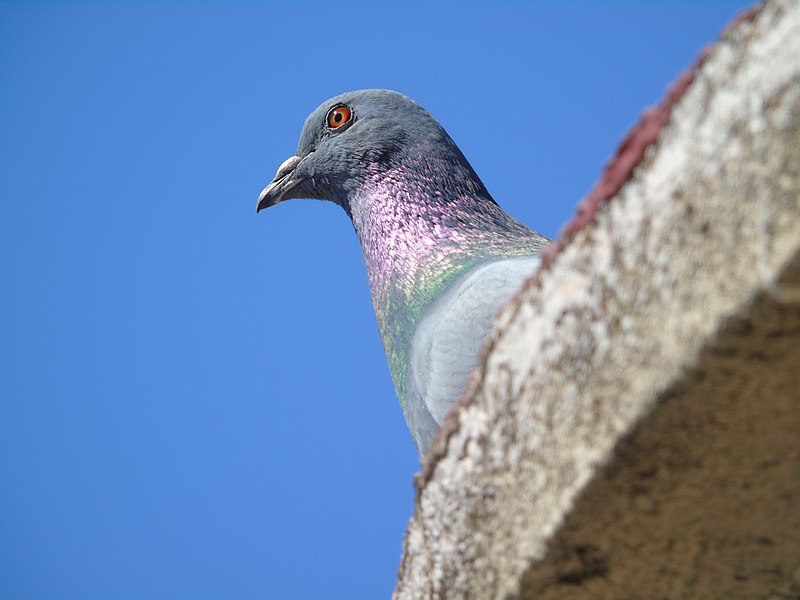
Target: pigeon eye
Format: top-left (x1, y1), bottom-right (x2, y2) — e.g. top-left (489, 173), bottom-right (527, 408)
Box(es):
top-left (326, 105), bottom-right (352, 129)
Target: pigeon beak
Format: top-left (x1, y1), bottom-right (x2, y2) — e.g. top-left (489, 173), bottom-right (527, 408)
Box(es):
top-left (256, 155), bottom-right (303, 212)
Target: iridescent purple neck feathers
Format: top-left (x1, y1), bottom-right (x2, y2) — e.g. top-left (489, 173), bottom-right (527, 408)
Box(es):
top-left (348, 159), bottom-right (547, 417)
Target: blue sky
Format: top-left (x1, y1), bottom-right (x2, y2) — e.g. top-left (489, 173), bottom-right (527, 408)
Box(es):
top-left (1, 2), bottom-right (751, 598)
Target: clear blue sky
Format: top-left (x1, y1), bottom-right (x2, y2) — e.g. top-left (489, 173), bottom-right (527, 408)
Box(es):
top-left (1, 2), bottom-right (751, 598)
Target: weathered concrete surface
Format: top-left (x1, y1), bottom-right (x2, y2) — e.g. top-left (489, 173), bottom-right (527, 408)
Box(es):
top-left (519, 267), bottom-right (800, 599)
top-left (395, 1), bottom-right (800, 598)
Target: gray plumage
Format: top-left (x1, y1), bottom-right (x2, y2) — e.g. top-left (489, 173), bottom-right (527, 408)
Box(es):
top-left (258, 90), bottom-right (549, 453)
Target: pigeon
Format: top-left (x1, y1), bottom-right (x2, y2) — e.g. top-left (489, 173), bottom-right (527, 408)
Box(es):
top-left (257, 90), bottom-right (549, 454)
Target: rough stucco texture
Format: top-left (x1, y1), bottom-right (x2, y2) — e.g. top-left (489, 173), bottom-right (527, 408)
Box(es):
top-left (395, 1), bottom-right (800, 598)
top-left (519, 264), bottom-right (800, 599)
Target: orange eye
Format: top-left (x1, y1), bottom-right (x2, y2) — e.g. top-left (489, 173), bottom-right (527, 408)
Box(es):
top-left (326, 105), bottom-right (352, 129)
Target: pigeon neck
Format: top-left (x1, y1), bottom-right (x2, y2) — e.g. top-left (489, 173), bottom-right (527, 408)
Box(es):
top-left (347, 164), bottom-right (544, 410)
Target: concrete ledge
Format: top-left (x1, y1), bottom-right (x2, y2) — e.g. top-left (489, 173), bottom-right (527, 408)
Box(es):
top-left (395, 1), bottom-right (800, 597)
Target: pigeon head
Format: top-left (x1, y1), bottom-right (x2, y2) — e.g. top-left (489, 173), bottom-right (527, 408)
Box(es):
top-left (256, 89), bottom-right (491, 214)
